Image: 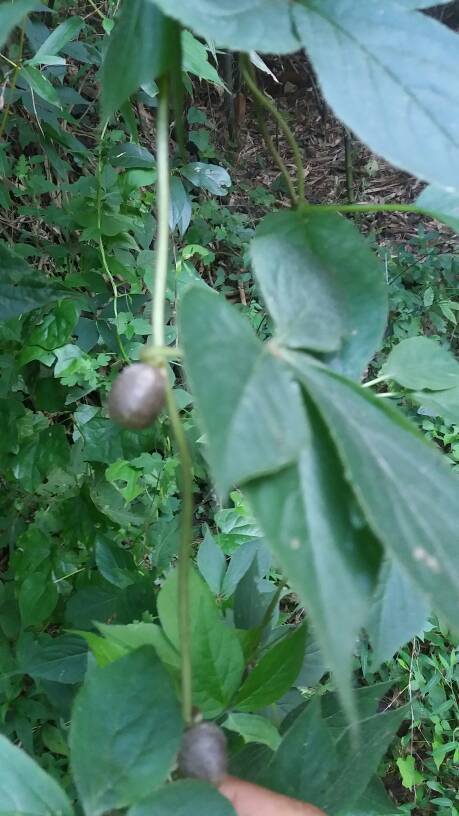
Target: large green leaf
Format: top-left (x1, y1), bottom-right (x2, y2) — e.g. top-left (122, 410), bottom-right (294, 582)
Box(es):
top-left (128, 780), bottom-right (236, 816)
top-left (338, 778), bottom-right (399, 816)
top-left (0, 244), bottom-right (67, 321)
top-left (412, 385), bottom-right (459, 425)
top-left (234, 624), bottom-right (307, 712)
top-left (246, 406), bottom-right (380, 719)
top-left (396, 0), bottom-right (451, 7)
top-left (180, 162), bottom-right (231, 196)
top-left (147, 0), bottom-right (299, 53)
top-left (17, 633), bottom-right (88, 684)
top-left (250, 209), bottom-right (387, 379)
top-left (257, 692), bottom-right (407, 814)
top-left (20, 65), bottom-right (62, 108)
top-left (366, 559), bottom-right (429, 670)
top-left (158, 569), bottom-right (244, 716)
top-left (29, 16), bottom-right (84, 64)
top-left (0, 0), bottom-right (39, 51)
top-left (180, 286), bottom-right (309, 496)
top-left (0, 735), bottom-right (73, 816)
top-left (380, 336), bottom-right (459, 390)
top-left (101, 0), bottom-right (180, 117)
top-left (181, 30), bottom-right (224, 86)
top-left (293, 0), bottom-right (459, 190)
top-left (290, 356), bottom-right (459, 633)
top-left (70, 647), bottom-right (183, 815)
top-left (223, 713), bottom-right (281, 751)
top-left (416, 184), bottom-right (459, 233)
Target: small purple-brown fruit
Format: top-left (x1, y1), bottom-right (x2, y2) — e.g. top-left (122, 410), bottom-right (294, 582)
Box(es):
top-left (178, 722), bottom-right (228, 785)
top-left (108, 363), bottom-right (166, 429)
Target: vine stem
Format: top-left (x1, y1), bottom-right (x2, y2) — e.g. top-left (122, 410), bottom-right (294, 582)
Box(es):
top-left (253, 102), bottom-right (297, 206)
top-left (310, 202), bottom-right (422, 215)
top-left (0, 27), bottom-right (25, 142)
top-left (240, 54), bottom-right (305, 203)
top-left (97, 121), bottom-right (129, 362)
top-left (155, 75), bottom-right (193, 725)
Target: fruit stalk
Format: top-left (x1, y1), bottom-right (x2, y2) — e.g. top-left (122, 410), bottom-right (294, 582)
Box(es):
top-left (155, 75), bottom-right (193, 725)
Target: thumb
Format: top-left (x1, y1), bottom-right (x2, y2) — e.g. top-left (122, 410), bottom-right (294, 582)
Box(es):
top-left (219, 775), bottom-right (326, 816)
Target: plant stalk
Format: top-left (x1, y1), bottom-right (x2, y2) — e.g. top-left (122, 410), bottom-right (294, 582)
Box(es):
top-left (240, 54), bottom-right (305, 203)
top-left (0, 28), bottom-right (25, 142)
top-left (153, 77), bottom-right (171, 348)
top-left (97, 121), bottom-right (129, 363)
top-left (155, 75), bottom-right (193, 725)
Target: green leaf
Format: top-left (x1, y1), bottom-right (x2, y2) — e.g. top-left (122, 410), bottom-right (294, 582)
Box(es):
top-left (128, 780), bottom-right (236, 816)
top-left (181, 162), bottom-right (231, 196)
top-left (224, 713), bottom-right (281, 751)
top-left (20, 65), bottom-right (62, 108)
top-left (258, 696), bottom-right (338, 803)
top-left (381, 336), bottom-right (459, 390)
top-left (0, 244), bottom-right (67, 321)
top-left (246, 404), bottom-right (380, 719)
top-left (180, 286), bottom-right (309, 496)
top-left (366, 559), bottom-right (429, 670)
top-left (29, 16), bottom-right (84, 64)
top-left (181, 30), bottom-right (224, 86)
top-left (18, 572), bottom-right (58, 629)
top-left (73, 630), bottom-right (128, 667)
top-left (0, 0), bottom-right (40, 51)
top-left (158, 569), bottom-right (244, 716)
top-left (291, 357), bottom-right (459, 634)
top-left (70, 646), bottom-right (183, 816)
top-left (97, 622), bottom-right (180, 675)
top-left (101, 0), bottom-right (180, 117)
top-left (293, 0), bottom-right (459, 190)
top-left (26, 300), bottom-right (80, 350)
top-left (412, 385), bottom-right (459, 425)
top-left (416, 184), bottom-right (459, 233)
top-left (396, 1), bottom-right (451, 9)
top-left (197, 527), bottom-right (226, 595)
top-left (95, 535), bottom-right (138, 589)
top-left (147, 0), bottom-right (299, 53)
top-left (13, 425), bottom-right (70, 492)
top-left (338, 778), bottom-right (399, 816)
top-left (169, 176), bottom-right (192, 236)
top-left (397, 755), bottom-right (424, 789)
top-left (234, 624), bottom-right (306, 712)
top-left (261, 694), bottom-right (408, 813)
top-left (0, 734), bottom-right (73, 816)
top-left (109, 142), bottom-right (155, 169)
top-left (17, 633), bottom-right (88, 684)
top-left (251, 209), bottom-right (387, 378)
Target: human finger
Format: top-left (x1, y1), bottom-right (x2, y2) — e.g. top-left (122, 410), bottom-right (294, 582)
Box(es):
top-left (219, 775), bottom-right (326, 816)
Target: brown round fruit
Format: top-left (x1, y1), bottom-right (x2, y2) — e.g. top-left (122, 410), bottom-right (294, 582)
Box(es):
top-left (108, 363), bottom-right (166, 430)
top-left (178, 722), bottom-right (228, 785)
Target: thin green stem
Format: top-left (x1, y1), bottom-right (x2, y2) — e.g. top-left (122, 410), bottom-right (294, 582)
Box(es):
top-left (165, 384), bottom-right (194, 725)
top-left (240, 54), bottom-right (305, 203)
top-left (0, 53), bottom-right (19, 69)
top-left (253, 100), bottom-right (297, 206)
top-left (344, 127), bottom-right (354, 204)
top-left (155, 76), bottom-right (193, 725)
top-left (153, 77), bottom-right (170, 347)
top-left (0, 28), bottom-right (25, 142)
top-left (309, 202), bottom-right (420, 215)
top-left (363, 374), bottom-right (388, 388)
top-left (97, 121), bottom-right (129, 363)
